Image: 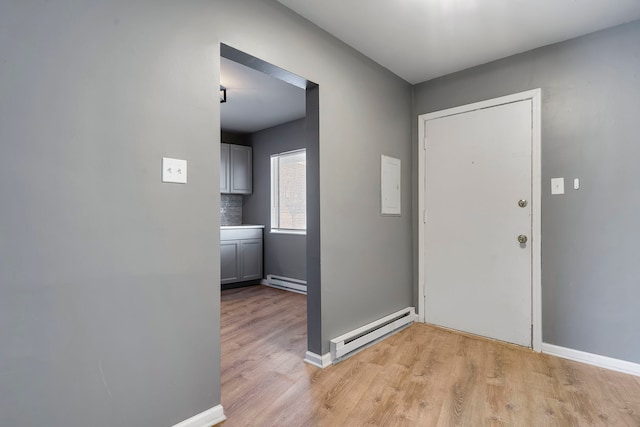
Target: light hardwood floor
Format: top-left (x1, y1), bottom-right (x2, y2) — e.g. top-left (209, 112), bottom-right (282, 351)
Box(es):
top-left (220, 285), bottom-right (640, 426)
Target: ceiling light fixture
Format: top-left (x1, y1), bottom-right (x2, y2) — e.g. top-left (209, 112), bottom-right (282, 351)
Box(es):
top-left (220, 85), bottom-right (227, 103)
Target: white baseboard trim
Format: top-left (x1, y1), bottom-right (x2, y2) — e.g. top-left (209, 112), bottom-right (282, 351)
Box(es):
top-left (304, 351), bottom-right (332, 369)
top-left (542, 343), bottom-right (640, 377)
top-left (172, 404), bottom-right (226, 427)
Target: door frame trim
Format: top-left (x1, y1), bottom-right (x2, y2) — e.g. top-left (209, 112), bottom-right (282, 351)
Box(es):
top-left (417, 88), bottom-right (542, 351)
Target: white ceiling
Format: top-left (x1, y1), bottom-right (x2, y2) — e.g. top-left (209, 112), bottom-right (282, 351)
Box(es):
top-left (220, 57), bottom-right (305, 133)
top-left (277, 0), bottom-right (640, 84)
top-left (221, 1), bottom-right (640, 132)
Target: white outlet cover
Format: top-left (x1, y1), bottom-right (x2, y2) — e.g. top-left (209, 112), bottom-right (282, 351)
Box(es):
top-left (162, 157), bottom-right (187, 184)
top-left (551, 177), bottom-right (564, 195)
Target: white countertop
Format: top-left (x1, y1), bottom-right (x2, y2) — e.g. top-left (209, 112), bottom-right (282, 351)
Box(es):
top-left (220, 224), bottom-right (265, 229)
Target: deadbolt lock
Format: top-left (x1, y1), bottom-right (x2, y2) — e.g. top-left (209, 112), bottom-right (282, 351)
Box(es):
top-left (518, 234), bottom-right (528, 244)
top-left (518, 199), bottom-right (528, 208)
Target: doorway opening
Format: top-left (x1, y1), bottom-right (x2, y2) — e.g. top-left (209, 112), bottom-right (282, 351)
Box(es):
top-left (218, 43), bottom-right (321, 365)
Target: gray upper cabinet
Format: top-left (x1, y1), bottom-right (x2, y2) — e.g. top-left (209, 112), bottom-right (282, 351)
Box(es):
top-left (230, 144), bottom-right (252, 194)
top-left (220, 143), bottom-right (252, 194)
top-left (220, 143), bottom-right (230, 193)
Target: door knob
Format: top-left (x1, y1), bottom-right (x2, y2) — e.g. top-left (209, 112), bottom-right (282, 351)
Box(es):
top-left (518, 234), bottom-right (528, 244)
top-left (518, 199), bottom-right (528, 208)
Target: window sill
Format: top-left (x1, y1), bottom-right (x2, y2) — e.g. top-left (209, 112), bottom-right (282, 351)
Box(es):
top-left (270, 228), bottom-right (307, 236)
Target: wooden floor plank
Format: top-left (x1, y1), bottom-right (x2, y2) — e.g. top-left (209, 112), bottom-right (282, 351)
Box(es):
top-left (220, 285), bottom-right (640, 426)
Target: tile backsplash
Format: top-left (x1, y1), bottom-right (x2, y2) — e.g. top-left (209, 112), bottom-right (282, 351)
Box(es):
top-left (220, 194), bottom-right (243, 226)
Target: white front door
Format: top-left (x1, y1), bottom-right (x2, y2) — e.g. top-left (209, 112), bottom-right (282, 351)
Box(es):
top-left (420, 92), bottom-right (540, 348)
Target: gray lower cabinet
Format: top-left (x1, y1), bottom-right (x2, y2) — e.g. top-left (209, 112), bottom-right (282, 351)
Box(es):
top-left (239, 239), bottom-right (262, 280)
top-left (220, 228), bottom-right (263, 285)
top-left (220, 240), bottom-right (240, 283)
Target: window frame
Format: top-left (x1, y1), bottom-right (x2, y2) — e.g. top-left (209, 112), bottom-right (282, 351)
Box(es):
top-left (270, 148), bottom-right (307, 235)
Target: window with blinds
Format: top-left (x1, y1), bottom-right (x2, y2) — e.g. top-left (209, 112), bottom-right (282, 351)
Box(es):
top-left (270, 149), bottom-right (306, 234)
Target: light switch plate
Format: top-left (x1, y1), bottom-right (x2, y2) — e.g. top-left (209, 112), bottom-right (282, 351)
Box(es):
top-left (162, 157), bottom-right (187, 184)
top-left (551, 177), bottom-right (564, 195)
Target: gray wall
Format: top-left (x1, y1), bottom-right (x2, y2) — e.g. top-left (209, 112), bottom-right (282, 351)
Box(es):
top-left (0, 2), bottom-right (221, 426)
top-left (217, 1), bottom-right (413, 356)
top-left (0, 0), bottom-right (413, 425)
top-left (305, 85), bottom-right (322, 355)
top-left (244, 119), bottom-right (307, 281)
top-left (413, 20), bottom-right (640, 363)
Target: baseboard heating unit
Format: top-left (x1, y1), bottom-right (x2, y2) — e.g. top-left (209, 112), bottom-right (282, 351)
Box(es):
top-left (330, 307), bottom-right (417, 362)
top-left (263, 274), bottom-right (307, 294)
